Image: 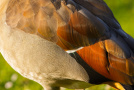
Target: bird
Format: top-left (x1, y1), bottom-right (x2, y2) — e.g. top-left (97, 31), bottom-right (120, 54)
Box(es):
top-left (0, 0), bottom-right (134, 90)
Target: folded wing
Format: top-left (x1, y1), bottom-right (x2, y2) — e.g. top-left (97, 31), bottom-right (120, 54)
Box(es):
top-left (6, 0), bottom-right (134, 85)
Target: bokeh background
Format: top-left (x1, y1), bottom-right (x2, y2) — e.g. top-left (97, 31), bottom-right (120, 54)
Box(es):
top-left (0, 0), bottom-right (134, 90)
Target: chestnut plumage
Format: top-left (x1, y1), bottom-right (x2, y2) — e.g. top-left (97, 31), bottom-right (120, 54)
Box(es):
top-left (0, 0), bottom-right (133, 90)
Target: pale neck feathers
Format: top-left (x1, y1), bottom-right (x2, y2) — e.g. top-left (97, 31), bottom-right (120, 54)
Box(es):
top-left (0, 0), bottom-right (89, 89)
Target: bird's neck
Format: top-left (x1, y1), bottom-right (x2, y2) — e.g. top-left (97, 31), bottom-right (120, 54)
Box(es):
top-left (0, 0), bottom-right (10, 20)
top-left (0, 0), bottom-right (11, 50)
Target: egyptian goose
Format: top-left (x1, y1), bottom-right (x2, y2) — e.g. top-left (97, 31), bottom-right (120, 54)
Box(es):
top-left (0, 0), bottom-right (134, 90)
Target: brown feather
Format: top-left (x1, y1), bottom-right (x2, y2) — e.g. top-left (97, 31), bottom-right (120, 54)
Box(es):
top-left (77, 40), bottom-right (134, 85)
top-left (6, 0), bottom-right (108, 47)
top-left (5, 0), bottom-right (134, 87)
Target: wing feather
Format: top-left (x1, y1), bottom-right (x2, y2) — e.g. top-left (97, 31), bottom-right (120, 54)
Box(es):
top-left (5, 0), bottom-right (134, 85)
top-left (6, 0), bottom-right (109, 47)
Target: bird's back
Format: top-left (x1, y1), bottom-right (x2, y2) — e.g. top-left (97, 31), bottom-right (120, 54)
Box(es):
top-left (1, 0), bottom-right (134, 89)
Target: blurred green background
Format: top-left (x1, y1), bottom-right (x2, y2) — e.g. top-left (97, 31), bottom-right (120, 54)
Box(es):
top-left (0, 0), bottom-right (134, 90)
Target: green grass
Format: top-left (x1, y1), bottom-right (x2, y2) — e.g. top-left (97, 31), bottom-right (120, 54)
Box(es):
top-left (104, 0), bottom-right (134, 37)
top-left (0, 54), bottom-right (43, 90)
top-left (0, 0), bottom-right (134, 90)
